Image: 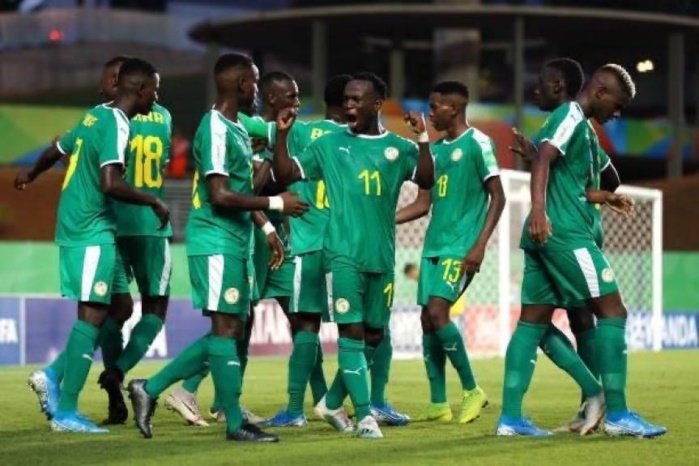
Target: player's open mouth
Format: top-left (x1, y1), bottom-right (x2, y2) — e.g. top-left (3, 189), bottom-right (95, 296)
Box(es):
top-left (346, 114), bottom-right (358, 127)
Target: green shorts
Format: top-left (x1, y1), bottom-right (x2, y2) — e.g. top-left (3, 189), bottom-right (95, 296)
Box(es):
top-left (328, 260), bottom-right (394, 328)
top-left (59, 244), bottom-right (116, 304)
top-left (112, 236), bottom-right (172, 296)
top-left (248, 255), bottom-right (260, 305)
top-left (253, 230), bottom-right (294, 300)
top-left (417, 256), bottom-right (470, 307)
top-left (289, 251), bottom-right (330, 319)
top-left (188, 254), bottom-right (250, 316)
top-left (521, 245), bottom-right (619, 306)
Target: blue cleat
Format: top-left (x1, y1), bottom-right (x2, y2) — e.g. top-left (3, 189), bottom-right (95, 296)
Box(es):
top-left (496, 415), bottom-right (552, 437)
top-left (51, 411), bottom-right (109, 433)
top-left (370, 402), bottom-right (411, 427)
top-left (604, 411), bottom-right (667, 439)
top-left (27, 368), bottom-right (61, 420)
top-left (258, 409), bottom-right (308, 428)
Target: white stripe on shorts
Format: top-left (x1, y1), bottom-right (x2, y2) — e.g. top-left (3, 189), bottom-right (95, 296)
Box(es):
top-left (573, 248), bottom-right (600, 298)
top-left (325, 271), bottom-right (334, 322)
top-left (158, 240), bottom-right (172, 296)
top-left (292, 256), bottom-right (302, 313)
top-left (207, 255), bottom-right (224, 311)
top-left (81, 246), bottom-right (101, 301)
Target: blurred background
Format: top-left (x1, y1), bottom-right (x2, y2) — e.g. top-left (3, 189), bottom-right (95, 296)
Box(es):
top-left (0, 1), bottom-right (697, 364)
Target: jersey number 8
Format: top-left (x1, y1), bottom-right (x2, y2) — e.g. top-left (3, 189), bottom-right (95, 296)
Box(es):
top-left (131, 134), bottom-right (163, 188)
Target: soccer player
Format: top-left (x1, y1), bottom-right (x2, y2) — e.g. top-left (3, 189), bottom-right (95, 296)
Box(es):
top-left (272, 72), bottom-right (435, 439)
top-left (127, 53), bottom-right (307, 443)
top-left (398, 81), bottom-right (505, 424)
top-left (16, 58), bottom-right (169, 432)
top-left (513, 58), bottom-right (632, 434)
top-left (497, 64), bottom-right (667, 438)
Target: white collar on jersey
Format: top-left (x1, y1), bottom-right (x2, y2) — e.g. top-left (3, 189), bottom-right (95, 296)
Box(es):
top-left (442, 126), bottom-right (474, 145)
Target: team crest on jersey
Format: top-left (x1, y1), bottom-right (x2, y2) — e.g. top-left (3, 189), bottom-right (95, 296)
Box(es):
top-left (451, 148), bottom-right (463, 162)
top-left (335, 298), bottom-right (350, 314)
top-left (384, 147), bottom-right (399, 162)
top-left (224, 288), bottom-right (240, 304)
top-left (93, 281), bottom-right (108, 297)
top-left (82, 114), bottom-right (98, 127)
top-left (601, 268), bottom-right (615, 283)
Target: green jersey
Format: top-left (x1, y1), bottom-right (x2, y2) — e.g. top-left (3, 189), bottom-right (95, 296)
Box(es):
top-left (253, 147), bottom-right (291, 254)
top-left (521, 101), bottom-right (596, 250)
top-left (55, 104), bottom-right (129, 246)
top-left (114, 103), bottom-right (173, 237)
top-left (296, 129), bottom-right (419, 273)
top-left (238, 112), bottom-right (276, 140)
top-left (422, 127), bottom-right (499, 258)
top-left (186, 110), bottom-right (254, 258)
top-left (285, 119), bottom-right (345, 255)
top-left (588, 124), bottom-right (611, 248)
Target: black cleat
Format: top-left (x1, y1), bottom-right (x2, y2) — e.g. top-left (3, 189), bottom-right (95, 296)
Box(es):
top-left (226, 422), bottom-right (280, 443)
top-left (98, 368), bottom-right (128, 425)
top-left (127, 379), bottom-right (157, 439)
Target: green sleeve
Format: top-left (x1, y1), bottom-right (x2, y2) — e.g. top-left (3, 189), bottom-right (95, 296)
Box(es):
top-left (538, 103), bottom-right (584, 155)
top-left (402, 140), bottom-right (419, 181)
top-left (598, 147), bottom-right (611, 172)
top-left (99, 112), bottom-right (128, 167)
top-left (473, 134), bottom-right (500, 181)
top-left (199, 113), bottom-right (228, 176)
top-left (162, 108), bottom-right (173, 166)
top-left (295, 138), bottom-right (323, 181)
top-left (238, 113), bottom-right (276, 140)
top-left (56, 121), bottom-right (81, 155)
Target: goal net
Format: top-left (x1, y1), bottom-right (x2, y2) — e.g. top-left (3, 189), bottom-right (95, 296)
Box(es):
top-left (391, 169), bottom-right (663, 359)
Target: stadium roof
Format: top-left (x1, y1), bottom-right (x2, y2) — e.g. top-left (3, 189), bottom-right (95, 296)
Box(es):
top-left (189, 4), bottom-right (699, 57)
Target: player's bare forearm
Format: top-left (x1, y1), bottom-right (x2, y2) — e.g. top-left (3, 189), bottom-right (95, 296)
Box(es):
top-left (28, 143), bottom-right (63, 180)
top-left (530, 143), bottom-right (558, 211)
top-left (414, 142), bottom-right (435, 189)
top-left (396, 188), bottom-right (431, 224)
top-left (252, 210), bottom-right (270, 228)
top-left (585, 189), bottom-right (610, 204)
top-left (600, 162), bottom-right (620, 192)
top-left (272, 132), bottom-right (302, 185)
top-left (101, 165), bottom-right (158, 206)
top-left (474, 176), bottom-right (506, 249)
top-left (207, 175), bottom-right (274, 211)
top-left (253, 160), bottom-right (273, 194)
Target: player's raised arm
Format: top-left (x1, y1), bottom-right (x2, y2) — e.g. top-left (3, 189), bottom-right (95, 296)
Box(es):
top-left (396, 188), bottom-right (431, 224)
top-left (272, 107), bottom-right (304, 184)
top-left (405, 111), bottom-right (435, 189)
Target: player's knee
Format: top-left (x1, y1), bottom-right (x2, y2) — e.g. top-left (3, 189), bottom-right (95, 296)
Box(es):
top-left (211, 314), bottom-right (244, 339)
top-left (78, 302), bottom-right (109, 327)
top-left (110, 293), bottom-right (134, 323)
top-left (338, 323), bottom-right (364, 341)
top-left (295, 313), bottom-right (321, 333)
top-left (567, 309), bottom-right (595, 335)
top-left (364, 326), bottom-right (384, 348)
top-left (426, 305), bottom-right (450, 329)
top-left (142, 296), bottom-right (168, 321)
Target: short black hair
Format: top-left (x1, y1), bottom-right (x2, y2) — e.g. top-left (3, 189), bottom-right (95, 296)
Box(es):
top-left (352, 72), bottom-right (388, 99)
top-left (104, 55), bottom-right (130, 69)
top-left (260, 71), bottom-right (295, 93)
top-left (214, 53), bottom-right (254, 75)
top-left (117, 58), bottom-right (157, 82)
top-left (324, 74), bottom-right (352, 107)
top-left (544, 58), bottom-right (584, 98)
top-left (431, 81), bottom-right (469, 99)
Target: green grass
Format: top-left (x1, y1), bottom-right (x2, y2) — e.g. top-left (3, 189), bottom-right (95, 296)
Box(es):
top-left (1, 352), bottom-right (697, 466)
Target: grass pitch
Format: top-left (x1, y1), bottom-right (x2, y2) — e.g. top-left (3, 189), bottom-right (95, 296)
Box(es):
top-left (1, 351), bottom-right (697, 466)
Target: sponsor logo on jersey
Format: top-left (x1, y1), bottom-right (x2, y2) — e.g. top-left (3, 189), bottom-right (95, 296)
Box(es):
top-left (224, 288), bottom-right (240, 304)
top-left (601, 268), bottom-right (615, 283)
top-left (451, 148), bottom-right (463, 162)
top-left (93, 281), bottom-right (108, 297)
top-left (384, 147), bottom-right (399, 161)
top-left (335, 298), bottom-right (350, 314)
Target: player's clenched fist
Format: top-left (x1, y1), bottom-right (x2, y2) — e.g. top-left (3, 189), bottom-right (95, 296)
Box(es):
top-left (276, 107), bottom-right (298, 133)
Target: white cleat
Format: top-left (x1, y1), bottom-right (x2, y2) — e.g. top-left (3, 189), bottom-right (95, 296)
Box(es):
top-left (356, 415), bottom-right (383, 439)
top-left (242, 406), bottom-right (265, 425)
top-left (579, 392), bottom-right (605, 436)
top-left (164, 388), bottom-right (209, 427)
top-left (315, 395), bottom-right (354, 433)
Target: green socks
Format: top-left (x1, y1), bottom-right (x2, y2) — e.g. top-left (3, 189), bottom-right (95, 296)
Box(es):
top-left (436, 322), bottom-right (476, 391)
top-left (99, 316), bottom-right (124, 371)
top-left (370, 327), bottom-right (393, 406)
top-left (116, 313), bottom-right (163, 375)
top-left (326, 337), bottom-right (370, 421)
top-left (502, 321), bottom-right (548, 418)
top-left (145, 334), bottom-right (209, 398)
top-left (423, 333), bottom-right (447, 403)
top-left (309, 344), bottom-right (327, 404)
top-left (597, 318), bottom-right (628, 414)
top-left (287, 331), bottom-right (319, 416)
top-left (575, 328), bottom-right (599, 381)
top-left (57, 320), bottom-right (100, 413)
top-left (540, 325), bottom-right (601, 398)
top-left (209, 336), bottom-right (244, 433)
top-left (182, 367), bottom-right (209, 394)
top-left (237, 320), bottom-right (253, 387)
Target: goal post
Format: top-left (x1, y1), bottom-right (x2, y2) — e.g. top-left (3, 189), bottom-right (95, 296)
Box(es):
top-left (391, 169), bottom-right (663, 359)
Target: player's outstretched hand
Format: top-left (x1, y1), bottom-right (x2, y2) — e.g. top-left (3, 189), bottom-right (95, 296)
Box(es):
top-left (14, 169), bottom-right (34, 191)
top-left (605, 193), bottom-right (634, 219)
top-left (151, 198), bottom-right (170, 230)
top-left (404, 111), bottom-right (427, 136)
top-left (276, 107), bottom-right (298, 133)
top-left (509, 128), bottom-right (537, 161)
top-left (279, 191), bottom-right (309, 217)
top-left (251, 137), bottom-right (268, 154)
top-left (266, 231), bottom-right (285, 270)
top-left (528, 208), bottom-right (552, 244)
top-left (462, 245), bottom-right (485, 275)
